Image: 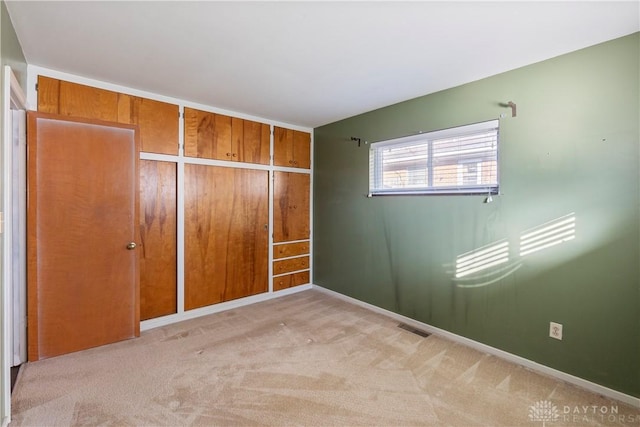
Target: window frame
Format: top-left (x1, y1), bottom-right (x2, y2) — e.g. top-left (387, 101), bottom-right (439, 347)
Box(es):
top-left (368, 120), bottom-right (500, 196)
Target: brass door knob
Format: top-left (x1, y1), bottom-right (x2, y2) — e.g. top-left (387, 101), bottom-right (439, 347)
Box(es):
top-left (126, 242), bottom-right (137, 250)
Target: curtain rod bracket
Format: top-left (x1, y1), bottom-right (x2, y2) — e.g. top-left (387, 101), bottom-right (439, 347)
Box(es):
top-left (350, 136), bottom-right (362, 147)
top-left (499, 101), bottom-right (517, 117)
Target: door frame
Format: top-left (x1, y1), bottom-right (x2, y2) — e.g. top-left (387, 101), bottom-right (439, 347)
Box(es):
top-left (2, 66), bottom-right (28, 426)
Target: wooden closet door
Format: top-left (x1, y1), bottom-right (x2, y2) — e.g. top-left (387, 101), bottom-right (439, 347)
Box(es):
top-left (140, 160), bottom-right (177, 320)
top-left (273, 172), bottom-right (310, 242)
top-left (292, 130), bottom-right (311, 169)
top-left (183, 108), bottom-right (232, 160)
top-left (27, 113), bottom-right (140, 361)
top-left (184, 108), bottom-right (270, 165)
top-left (274, 127), bottom-right (311, 169)
top-left (184, 165), bottom-right (268, 310)
top-left (125, 97), bottom-right (179, 155)
top-left (273, 127), bottom-right (294, 167)
top-left (237, 120), bottom-right (270, 165)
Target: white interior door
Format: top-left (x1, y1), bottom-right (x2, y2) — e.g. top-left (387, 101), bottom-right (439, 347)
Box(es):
top-left (2, 65), bottom-right (28, 425)
top-left (11, 109), bottom-right (26, 366)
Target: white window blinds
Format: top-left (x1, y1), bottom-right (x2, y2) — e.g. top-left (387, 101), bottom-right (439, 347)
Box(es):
top-left (369, 120), bottom-right (499, 196)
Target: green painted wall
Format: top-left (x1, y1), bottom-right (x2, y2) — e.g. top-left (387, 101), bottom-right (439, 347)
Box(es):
top-left (1, 0), bottom-right (27, 88)
top-left (314, 33), bottom-right (640, 397)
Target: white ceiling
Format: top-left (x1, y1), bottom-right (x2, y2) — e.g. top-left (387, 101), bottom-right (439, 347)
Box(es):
top-left (6, 1), bottom-right (640, 128)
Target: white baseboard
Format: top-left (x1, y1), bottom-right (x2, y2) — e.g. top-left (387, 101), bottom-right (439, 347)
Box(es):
top-left (141, 284), bottom-right (312, 331)
top-left (312, 284), bottom-right (640, 408)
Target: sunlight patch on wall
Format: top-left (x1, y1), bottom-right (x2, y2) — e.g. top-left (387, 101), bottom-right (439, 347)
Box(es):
top-left (449, 212), bottom-right (576, 288)
top-left (520, 213), bottom-right (576, 257)
top-left (455, 240), bottom-right (509, 278)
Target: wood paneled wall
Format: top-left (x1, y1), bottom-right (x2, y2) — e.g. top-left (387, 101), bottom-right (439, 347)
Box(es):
top-left (36, 75), bottom-right (312, 324)
top-left (37, 76), bottom-right (178, 155)
top-left (37, 76), bottom-right (178, 320)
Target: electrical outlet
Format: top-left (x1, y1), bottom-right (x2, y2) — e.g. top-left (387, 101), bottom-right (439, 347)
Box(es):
top-left (549, 322), bottom-right (563, 340)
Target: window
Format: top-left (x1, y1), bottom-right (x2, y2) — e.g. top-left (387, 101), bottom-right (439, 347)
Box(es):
top-left (369, 120), bottom-right (499, 196)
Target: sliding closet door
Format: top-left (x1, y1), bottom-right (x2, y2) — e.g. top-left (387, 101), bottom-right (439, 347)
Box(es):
top-left (184, 165), bottom-right (268, 309)
top-left (27, 112), bottom-right (140, 361)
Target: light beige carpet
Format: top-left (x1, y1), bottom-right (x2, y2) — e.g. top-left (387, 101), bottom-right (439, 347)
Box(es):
top-left (11, 289), bottom-right (638, 426)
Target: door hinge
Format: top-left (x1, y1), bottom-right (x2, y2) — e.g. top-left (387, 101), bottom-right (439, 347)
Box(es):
top-left (35, 83), bottom-right (38, 92)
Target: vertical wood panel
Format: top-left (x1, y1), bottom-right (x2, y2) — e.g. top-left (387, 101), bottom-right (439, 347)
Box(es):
top-left (139, 160), bottom-right (177, 320)
top-left (184, 165), bottom-right (268, 310)
top-left (231, 117), bottom-right (243, 161)
top-left (36, 76), bottom-right (60, 114)
top-left (213, 114), bottom-right (233, 160)
top-left (117, 93), bottom-right (133, 124)
top-left (261, 123), bottom-right (271, 163)
top-left (274, 127), bottom-right (294, 167)
top-left (240, 120), bottom-right (270, 165)
top-left (293, 130), bottom-right (311, 169)
top-left (183, 107), bottom-right (200, 157)
top-left (273, 172), bottom-right (310, 242)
